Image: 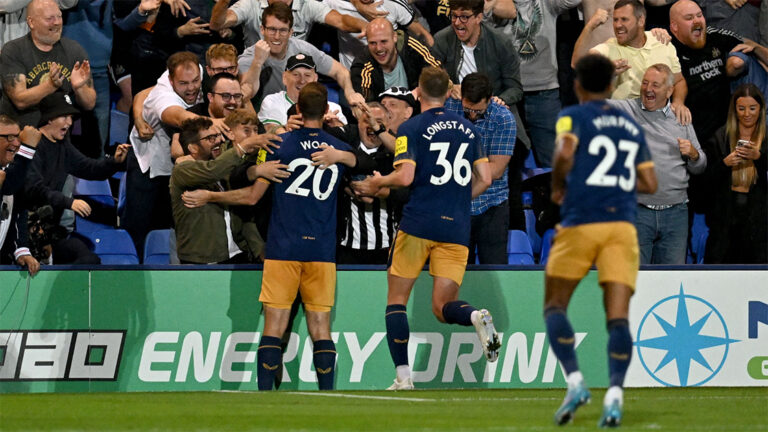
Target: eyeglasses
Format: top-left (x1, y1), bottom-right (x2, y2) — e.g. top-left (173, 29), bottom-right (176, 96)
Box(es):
top-left (199, 132), bottom-right (223, 144)
top-left (450, 13), bottom-right (477, 23)
top-left (212, 92), bottom-right (244, 102)
top-left (463, 106), bottom-right (487, 120)
top-left (264, 26), bottom-right (290, 35)
top-left (209, 65), bottom-right (237, 74)
top-left (0, 133), bottom-right (20, 142)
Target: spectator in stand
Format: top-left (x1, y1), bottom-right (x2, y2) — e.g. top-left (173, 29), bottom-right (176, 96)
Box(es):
top-left (705, 84), bottom-right (767, 264)
top-left (210, 0), bottom-right (366, 47)
top-left (24, 93), bottom-right (130, 264)
top-left (0, 0), bottom-right (77, 49)
top-left (572, 0), bottom-right (692, 125)
top-left (0, 116), bottom-right (41, 275)
top-left (607, 64), bottom-right (707, 264)
top-left (698, 0), bottom-right (762, 42)
top-left (350, 18), bottom-right (441, 102)
top-left (379, 86), bottom-right (415, 134)
top-left (236, 3), bottom-right (366, 109)
top-left (444, 73), bottom-right (516, 264)
top-left (113, 0), bottom-right (166, 97)
top-left (0, 0), bottom-right (96, 128)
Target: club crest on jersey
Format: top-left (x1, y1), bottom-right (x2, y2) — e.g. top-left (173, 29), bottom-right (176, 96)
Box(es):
top-left (395, 136), bottom-right (407, 156)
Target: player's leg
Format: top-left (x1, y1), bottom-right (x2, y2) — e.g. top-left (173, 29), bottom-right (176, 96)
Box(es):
top-left (300, 262), bottom-right (337, 391)
top-left (430, 243), bottom-right (501, 362)
top-left (595, 222), bottom-right (640, 427)
top-left (257, 260), bottom-right (301, 391)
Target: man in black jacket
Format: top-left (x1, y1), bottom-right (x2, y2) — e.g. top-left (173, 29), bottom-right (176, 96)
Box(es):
top-left (350, 18), bottom-right (441, 102)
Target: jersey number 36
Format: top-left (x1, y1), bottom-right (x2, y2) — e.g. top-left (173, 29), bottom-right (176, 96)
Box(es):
top-left (430, 142), bottom-right (471, 186)
top-left (585, 135), bottom-right (639, 192)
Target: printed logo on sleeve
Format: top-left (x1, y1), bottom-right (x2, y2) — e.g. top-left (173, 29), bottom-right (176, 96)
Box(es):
top-left (395, 136), bottom-right (408, 157)
top-left (556, 116), bottom-right (572, 135)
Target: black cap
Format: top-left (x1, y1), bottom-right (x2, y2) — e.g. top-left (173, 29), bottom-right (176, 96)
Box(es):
top-left (378, 86), bottom-right (415, 108)
top-left (38, 92), bottom-right (80, 127)
top-left (285, 53), bottom-right (316, 71)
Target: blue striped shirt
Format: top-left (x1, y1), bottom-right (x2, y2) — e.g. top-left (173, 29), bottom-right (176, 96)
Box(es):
top-left (444, 98), bottom-right (516, 215)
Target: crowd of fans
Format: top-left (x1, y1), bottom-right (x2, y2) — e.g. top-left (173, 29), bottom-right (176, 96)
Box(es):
top-left (0, 0), bottom-right (766, 273)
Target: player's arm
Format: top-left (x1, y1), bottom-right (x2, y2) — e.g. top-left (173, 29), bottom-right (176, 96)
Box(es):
top-left (181, 180), bottom-right (269, 207)
top-left (636, 164), bottom-right (658, 194)
top-left (310, 144), bottom-right (358, 168)
top-left (550, 132), bottom-right (578, 205)
top-left (471, 159), bottom-right (492, 198)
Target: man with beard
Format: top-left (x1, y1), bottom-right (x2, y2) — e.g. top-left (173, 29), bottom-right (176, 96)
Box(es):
top-left (0, 0), bottom-right (96, 128)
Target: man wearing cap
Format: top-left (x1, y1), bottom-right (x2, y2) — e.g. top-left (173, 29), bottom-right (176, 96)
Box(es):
top-left (0, 0), bottom-right (96, 128)
top-left (258, 53), bottom-right (348, 132)
top-left (444, 72), bottom-right (516, 264)
top-left (379, 86), bottom-right (415, 135)
top-left (351, 18), bottom-right (441, 102)
top-left (24, 92), bottom-right (130, 264)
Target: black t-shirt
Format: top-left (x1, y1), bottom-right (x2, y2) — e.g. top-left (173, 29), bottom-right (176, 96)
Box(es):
top-left (0, 34), bottom-right (90, 127)
top-left (414, 0), bottom-right (451, 34)
top-left (673, 27), bottom-right (741, 138)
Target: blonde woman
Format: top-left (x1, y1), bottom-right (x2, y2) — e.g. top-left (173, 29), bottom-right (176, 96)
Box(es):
top-left (705, 84), bottom-right (768, 263)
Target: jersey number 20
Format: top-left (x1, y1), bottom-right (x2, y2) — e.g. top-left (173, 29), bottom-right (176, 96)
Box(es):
top-left (285, 158), bottom-right (339, 200)
top-left (585, 135), bottom-right (639, 192)
top-left (430, 142), bottom-right (471, 186)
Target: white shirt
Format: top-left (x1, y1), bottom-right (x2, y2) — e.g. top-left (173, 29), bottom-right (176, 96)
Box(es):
top-left (128, 68), bottom-right (203, 178)
top-left (259, 90), bottom-right (347, 127)
top-left (322, 0), bottom-right (415, 69)
top-left (458, 43), bottom-right (477, 83)
top-left (231, 0), bottom-right (331, 46)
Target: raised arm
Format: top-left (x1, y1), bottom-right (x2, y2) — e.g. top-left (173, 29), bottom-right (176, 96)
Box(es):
top-left (209, 0), bottom-right (240, 31)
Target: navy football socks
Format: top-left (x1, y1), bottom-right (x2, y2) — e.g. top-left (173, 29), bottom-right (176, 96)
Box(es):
top-left (385, 304), bottom-right (410, 367)
top-left (607, 318), bottom-right (632, 388)
top-left (544, 307), bottom-right (580, 375)
top-left (441, 300), bottom-right (476, 326)
top-left (313, 339), bottom-right (337, 390)
top-left (257, 335), bottom-right (282, 391)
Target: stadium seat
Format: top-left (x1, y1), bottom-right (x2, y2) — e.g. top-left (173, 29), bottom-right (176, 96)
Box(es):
top-left (524, 209), bottom-right (542, 255)
top-left (507, 230), bottom-right (534, 265)
top-left (117, 171), bottom-right (127, 219)
top-left (75, 215), bottom-right (113, 233)
top-left (73, 178), bottom-right (115, 208)
top-left (324, 83), bottom-right (340, 104)
top-left (82, 229), bottom-right (139, 264)
top-left (524, 150), bottom-right (538, 170)
top-left (539, 229), bottom-right (556, 265)
top-left (690, 213), bottom-right (709, 264)
top-left (144, 229), bottom-right (172, 264)
top-left (109, 109), bottom-right (130, 148)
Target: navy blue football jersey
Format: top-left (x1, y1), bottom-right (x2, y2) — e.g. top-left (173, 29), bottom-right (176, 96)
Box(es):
top-left (393, 107), bottom-right (487, 246)
top-left (264, 128), bottom-right (352, 262)
top-left (556, 100), bottom-right (653, 227)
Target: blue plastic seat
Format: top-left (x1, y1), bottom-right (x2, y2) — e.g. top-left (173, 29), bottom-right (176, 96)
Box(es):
top-left (524, 209), bottom-right (542, 255)
top-left (539, 229), bottom-right (556, 265)
top-left (109, 109), bottom-right (130, 148)
top-left (507, 230), bottom-right (534, 265)
top-left (75, 215), bottom-right (113, 233)
top-left (144, 229), bottom-right (172, 264)
top-left (82, 229), bottom-right (139, 264)
top-left (690, 213), bottom-right (709, 264)
top-left (73, 178), bottom-right (115, 208)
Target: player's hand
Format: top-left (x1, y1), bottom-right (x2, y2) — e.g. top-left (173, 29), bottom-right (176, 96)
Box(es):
top-left (677, 138), bottom-right (698, 159)
top-left (285, 114), bottom-right (303, 132)
top-left (164, 0), bottom-right (191, 17)
top-left (113, 144), bottom-right (131, 163)
top-left (254, 160), bottom-right (290, 183)
top-left (351, 0), bottom-right (388, 21)
top-left (181, 189), bottom-right (211, 208)
top-left (135, 117), bottom-right (155, 140)
top-left (736, 141), bottom-right (760, 160)
top-left (241, 133), bottom-right (282, 154)
top-left (16, 255), bottom-right (40, 277)
top-left (613, 58), bottom-right (631, 75)
top-left (177, 17), bottom-right (210, 37)
top-left (723, 151), bottom-right (743, 167)
top-left (650, 27), bottom-right (672, 45)
top-left (588, 8), bottom-right (609, 30)
top-left (71, 199), bottom-right (92, 217)
top-left (19, 126), bottom-right (42, 148)
top-left (671, 101), bottom-right (692, 125)
top-left (311, 144), bottom-right (341, 169)
top-left (253, 40), bottom-right (271, 65)
top-left (550, 187), bottom-right (565, 205)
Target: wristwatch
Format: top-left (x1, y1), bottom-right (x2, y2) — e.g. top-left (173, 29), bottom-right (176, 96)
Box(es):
top-left (373, 124), bottom-right (387, 135)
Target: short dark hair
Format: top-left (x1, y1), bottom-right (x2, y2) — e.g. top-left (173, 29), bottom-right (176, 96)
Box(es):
top-left (209, 72), bottom-right (239, 92)
top-left (262, 2), bottom-right (293, 29)
top-left (179, 117), bottom-right (213, 155)
top-left (0, 114), bottom-right (18, 128)
top-left (418, 67), bottom-right (451, 101)
top-left (224, 109), bottom-right (259, 129)
top-left (575, 54), bottom-right (615, 94)
top-left (460, 73), bottom-right (492, 103)
top-left (298, 82), bottom-right (327, 120)
top-left (614, 0), bottom-right (645, 19)
top-left (449, 0), bottom-right (483, 15)
top-left (167, 51), bottom-right (200, 78)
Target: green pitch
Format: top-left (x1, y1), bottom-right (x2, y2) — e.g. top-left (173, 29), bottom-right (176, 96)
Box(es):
top-left (1, 388), bottom-right (766, 431)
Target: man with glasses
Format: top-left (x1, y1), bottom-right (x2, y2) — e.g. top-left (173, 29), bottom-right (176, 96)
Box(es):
top-left (259, 54), bottom-right (347, 132)
top-left (237, 2), bottom-right (366, 109)
top-left (445, 73), bottom-right (516, 264)
top-left (0, 115), bottom-right (41, 276)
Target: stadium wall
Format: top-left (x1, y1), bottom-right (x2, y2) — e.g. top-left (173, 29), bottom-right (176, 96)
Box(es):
top-left (1, 266), bottom-right (766, 393)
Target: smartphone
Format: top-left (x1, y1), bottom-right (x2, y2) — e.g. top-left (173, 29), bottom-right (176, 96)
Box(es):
top-left (737, 139), bottom-right (750, 147)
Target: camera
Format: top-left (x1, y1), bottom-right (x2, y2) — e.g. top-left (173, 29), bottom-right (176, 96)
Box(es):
top-left (27, 205), bottom-right (67, 261)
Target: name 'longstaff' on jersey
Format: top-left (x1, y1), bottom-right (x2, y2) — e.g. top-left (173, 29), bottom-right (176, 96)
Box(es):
top-left (421, 120), bottom-right (477, 141)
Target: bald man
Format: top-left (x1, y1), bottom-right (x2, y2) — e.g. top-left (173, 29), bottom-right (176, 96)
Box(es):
top-left (0, 0), bottom-right (96, 127)
top-left (350, 18), bottom-right (441, 102)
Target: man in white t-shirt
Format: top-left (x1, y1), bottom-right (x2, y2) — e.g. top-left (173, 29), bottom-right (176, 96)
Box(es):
top-left (259, 54), bottom-right (347, 131)
top-left (237, 2), bottom-right (365, 108)
top-left (210, 0), bottom-right (366, 46)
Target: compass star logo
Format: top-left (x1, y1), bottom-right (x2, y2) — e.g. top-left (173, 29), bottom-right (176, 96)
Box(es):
top-left (635, 285), bottom-right (739, 387)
